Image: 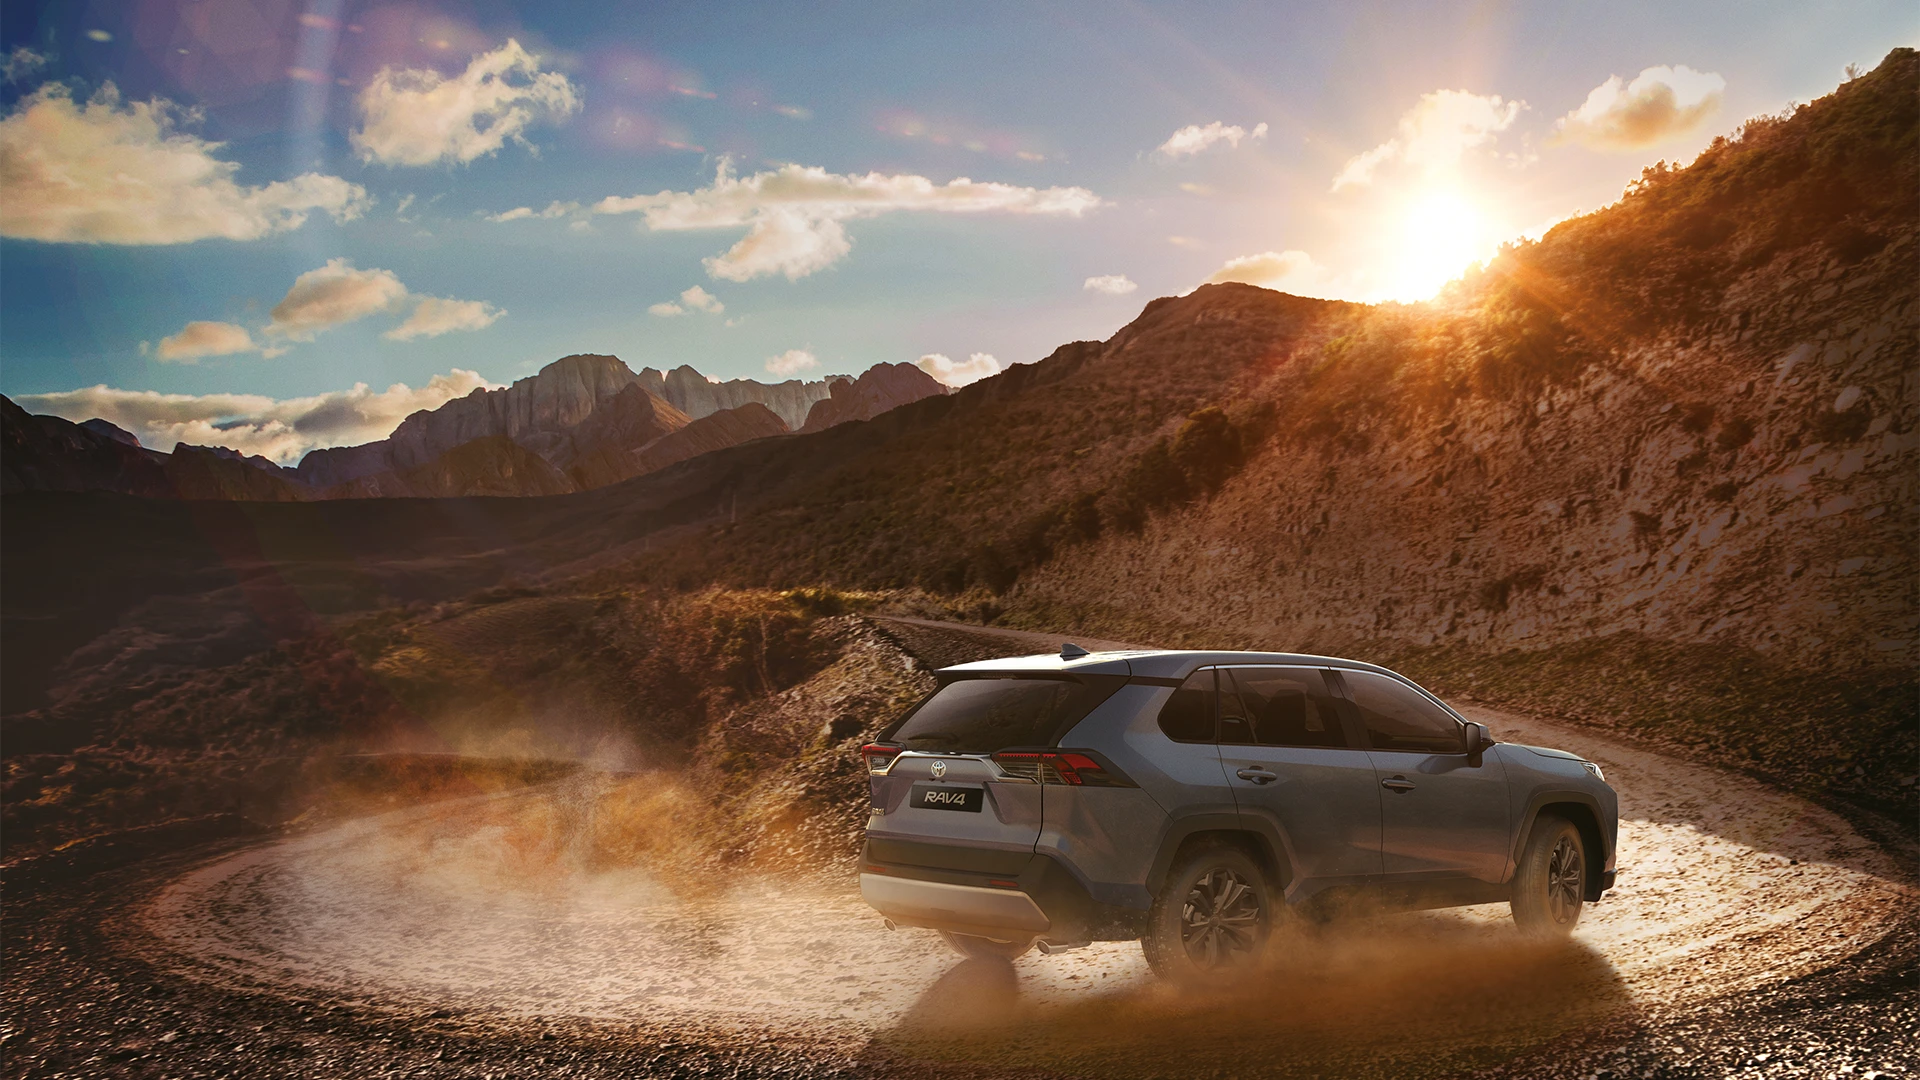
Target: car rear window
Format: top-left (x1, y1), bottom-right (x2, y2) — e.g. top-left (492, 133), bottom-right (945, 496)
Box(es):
top-left (884, 675), bottom-right (1124, 753)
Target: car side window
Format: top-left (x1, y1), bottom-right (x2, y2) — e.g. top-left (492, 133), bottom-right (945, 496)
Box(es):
top-left (1156, 669), bottom-right (1216, 742)
top-left (1344, 670), bottom-right (1465, 754)
top-left (1226, 667), bottom-right (1347, 749)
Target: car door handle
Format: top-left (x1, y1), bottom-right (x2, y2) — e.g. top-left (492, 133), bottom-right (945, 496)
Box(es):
top-left (1235, 768), bottom-right (1278, 785)
top-left (1381, 776), bottom-right (1416, 793)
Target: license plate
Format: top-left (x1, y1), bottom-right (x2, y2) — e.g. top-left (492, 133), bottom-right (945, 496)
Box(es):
top-left (911, 784), bottom-right (983, 813)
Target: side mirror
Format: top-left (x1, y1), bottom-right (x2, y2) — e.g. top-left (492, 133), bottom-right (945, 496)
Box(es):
top-left (1464, 722), bottom-right (1492, 767)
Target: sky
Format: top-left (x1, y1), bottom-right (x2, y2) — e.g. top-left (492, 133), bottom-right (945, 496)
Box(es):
top-left (1, 0), bottom-right (1912, 463)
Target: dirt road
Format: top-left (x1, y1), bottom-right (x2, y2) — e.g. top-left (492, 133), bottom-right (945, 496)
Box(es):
top-left (4, 623), bottom-right (1915, 1078)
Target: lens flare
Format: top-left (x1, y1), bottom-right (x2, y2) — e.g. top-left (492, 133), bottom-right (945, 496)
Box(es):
top-left (1387, 188), bottom-right (1495, 301)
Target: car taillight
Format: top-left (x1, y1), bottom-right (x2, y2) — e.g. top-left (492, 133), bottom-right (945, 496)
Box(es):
top-left (859, 744), bottom-right (903, 775)
top-left (991, 749), bottom-right (1136, 787)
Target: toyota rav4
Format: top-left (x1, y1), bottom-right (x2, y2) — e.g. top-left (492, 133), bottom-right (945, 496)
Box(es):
top-left (858, 646), bottom-right (1618, 979)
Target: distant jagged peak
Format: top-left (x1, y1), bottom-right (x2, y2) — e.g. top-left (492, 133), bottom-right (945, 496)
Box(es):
top-left (79, 418), bottom-right (141, 447)
top-left (797, 361), bottom-right (948, 433)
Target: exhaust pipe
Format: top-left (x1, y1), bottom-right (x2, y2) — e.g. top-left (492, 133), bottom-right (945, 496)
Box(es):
top-left (882, 918), bottom-right (897, 932)
top-left (1035, 940), bottom-right (1088, 955)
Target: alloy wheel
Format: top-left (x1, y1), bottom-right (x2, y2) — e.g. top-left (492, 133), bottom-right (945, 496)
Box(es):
top-left (1179, 867), bottom-right (1264, 968)
top-left (1546, 835), bottom-right (1583, 923)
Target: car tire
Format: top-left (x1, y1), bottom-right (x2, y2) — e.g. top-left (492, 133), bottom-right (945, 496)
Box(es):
top-left (938, 931), bottom-right (1033, 961)
top-left (1510, 814), bottom-right (1586, 937)
top-left (1141, 845), bottom-right (1274, 981)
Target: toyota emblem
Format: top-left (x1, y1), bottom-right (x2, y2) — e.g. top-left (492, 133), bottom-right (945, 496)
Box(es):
top-left (931, 760), bottom-right (947, 779)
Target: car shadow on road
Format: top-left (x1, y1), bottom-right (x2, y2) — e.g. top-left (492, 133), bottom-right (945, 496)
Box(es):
top-left (866, 914), bottom-right (1639, 1079)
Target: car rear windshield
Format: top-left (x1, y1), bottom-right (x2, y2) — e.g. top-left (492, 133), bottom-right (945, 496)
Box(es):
top-left (883, 675), bottom-right (1125, 753)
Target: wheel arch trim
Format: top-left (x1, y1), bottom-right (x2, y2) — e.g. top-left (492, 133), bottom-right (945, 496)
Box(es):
top-left (1513, 792), bottom-right (1612, 900)
top-left (1145, 811), bottom-right (1294, 900)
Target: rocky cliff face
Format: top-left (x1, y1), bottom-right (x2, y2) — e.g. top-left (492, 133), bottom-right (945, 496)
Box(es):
top-left (321, 436), bottom-right (578, 499)
top-left (296, 354), bottom-right (643, 487)
top-left (637, 365), bottom-right (832, 431)
top-left (798, 363), bottom-right (947, 433)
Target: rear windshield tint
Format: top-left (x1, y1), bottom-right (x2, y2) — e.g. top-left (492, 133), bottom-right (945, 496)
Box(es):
top-left (885, 676), bottom-right (1123, 753)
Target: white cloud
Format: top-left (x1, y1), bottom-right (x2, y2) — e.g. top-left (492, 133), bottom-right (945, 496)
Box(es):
top-left (915, 352), bottom-right (1001, 387)
top-left (1551, 65), bottom-right (1726, 150)
top-left (649, 285), bottom-right (724, 318)
top-left (384, 297), bottom-right (503, 341)
top-left (486, 200), bottom-right (578, 222)
top-left (14, 370), bottom-right (498, 463)
top-left (267, 259), bottom-right (408, 340)
top-left (1083, 274), bottom-right (1138, 295)
top-left (595, 161), bottom-right (1102, 281)
top-left (0, 83), bottom-right (368, 244)
top-left (1156, 121), bottom-right (1268, 159)
top-left (1332, 90), bottom-right (1523, 191)
top-left (161, 261), bottom-right (499, 349)
top-left (352, 39), bottom-right (581, 167)
top-left (2, 46), bottom-right (49, 83)
top-left (678, 285), bottom-right (723, 313)
top-left (1206, 250), bottom-right (1334, 297)
top-left (155, 321), bottom-right (258, 363)
top-left (765, 349), bottom-right (818, 376)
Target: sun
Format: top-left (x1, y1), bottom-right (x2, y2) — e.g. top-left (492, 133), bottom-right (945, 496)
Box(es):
top-left (1386, 188), bottom-right (1494, 301)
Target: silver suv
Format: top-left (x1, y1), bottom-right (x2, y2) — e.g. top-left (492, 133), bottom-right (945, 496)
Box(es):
top-left (859, 646), bottom-right (1618, 979)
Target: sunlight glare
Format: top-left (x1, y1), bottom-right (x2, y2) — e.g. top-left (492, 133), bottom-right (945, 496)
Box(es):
top-left (1388, 189), bottom-right (1493, 302)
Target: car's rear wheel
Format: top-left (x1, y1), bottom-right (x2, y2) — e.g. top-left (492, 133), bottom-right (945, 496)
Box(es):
top-left (938, 931), bottom-right (1033, 961)
top-left (1511, 814), bottom-right (1586, 937)
top-left (1141, 845), bottom-right (1273, 981)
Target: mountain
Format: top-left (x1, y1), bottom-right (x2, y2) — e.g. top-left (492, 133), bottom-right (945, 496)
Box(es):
top-left (2, 355), bottom-right (942, 501)
top-left (294, 354), bottom-right (647, 487)
top-left (3, 398), bottom-right (172, 497)
top-left (798, 362), bottom-right (950, 433)
top-left (636, 365), bottom-right (837, 431)
top-left (2, 398), bottom-right (310, 501)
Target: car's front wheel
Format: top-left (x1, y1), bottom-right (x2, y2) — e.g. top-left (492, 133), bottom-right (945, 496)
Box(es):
top-left (938, 931), bottom-right (1033, 961)
top-left (1141, 845), bottom-right (1274, 981)
top-left (1510, 814), bottom-right (1586, 937)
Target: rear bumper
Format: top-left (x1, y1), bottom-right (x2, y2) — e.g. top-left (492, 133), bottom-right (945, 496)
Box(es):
top-left (859, 873), bottom-right (1050, 938)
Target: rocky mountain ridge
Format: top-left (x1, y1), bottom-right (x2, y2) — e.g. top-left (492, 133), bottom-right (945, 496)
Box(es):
top-left (2, 354), bottom-right (947, 501)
